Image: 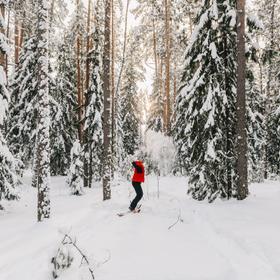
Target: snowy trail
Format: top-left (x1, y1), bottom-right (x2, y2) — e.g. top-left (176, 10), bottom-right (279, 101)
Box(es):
top-left (0, 175), bottom-right (280, 280)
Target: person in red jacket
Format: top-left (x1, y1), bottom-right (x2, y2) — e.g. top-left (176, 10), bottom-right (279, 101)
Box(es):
top-left (129, 161), bottom-right (145, 212)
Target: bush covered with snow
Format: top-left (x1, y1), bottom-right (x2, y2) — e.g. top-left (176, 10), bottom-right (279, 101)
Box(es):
top-left (51, 242), bottom-right (73, 279)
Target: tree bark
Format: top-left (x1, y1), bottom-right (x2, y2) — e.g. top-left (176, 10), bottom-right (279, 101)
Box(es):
top-left (76, 0), bottom-right (83, 143)
top-left (152, 16), bottom-right (158, 80)
top-left (14, 15), bottom-right (20, 65)
top-left (236, 0), bottom-right (248, 200)
top-left (111, 0), bottom-right (115, 177)
top-left (36, 0), bottom-right (50, 221)
top-left (164, 0), bottom-right (171, 134)
top-left (102, 0), bottom-right (112, 200)
top-left (0, 4), bottom-right (5, 68)
top-left (5, 6), bottom-right (10, 76)
top-left (83, 0), bottom-right (92, 188)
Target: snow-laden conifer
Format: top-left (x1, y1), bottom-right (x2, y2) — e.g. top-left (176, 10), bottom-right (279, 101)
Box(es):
top-left (7, 36), bottom-right (38, 165)
top-left (84, 23), bottom-right (103, 186)
top-left (68, 140), bottom-right (84, 195)
top-left (0, 0), bottom-right (19, 209)
top-left (50, 36), bottom-right (78, 176)
top-left (120, 33), bottom-right (143, 157)
top-left (174, 0), bottom-right (237, 202)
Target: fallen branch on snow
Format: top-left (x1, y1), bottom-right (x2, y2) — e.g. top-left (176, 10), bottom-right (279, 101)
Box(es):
top-left (168, 209), bottom-right (184, 230)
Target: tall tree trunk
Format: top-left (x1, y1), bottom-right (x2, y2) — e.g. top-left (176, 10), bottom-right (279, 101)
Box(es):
top-left (236, 0), bottom-right (248, 200)
top-left (14, 15), bottom-right (20, 65)
top-left (85, 0), bottom-right (91, 91)
top-left (0, 4), bottom-right (5, 85)
top-left (19, 22), bottom-right (24, 48)
top-left (159, 56), bottom-right (165, 129)
top-left (152, 17), bottom-right (158, 80)
top-left (111, 0), bottom-right (115, 177)
top-left (172, 61), bottom-right (177, 118)
top-left (50, 0), bottom-right (55, 30)
top-left (83, 0), bottom-right (92, 188)
top-left (5, 6), bottom-right (10, 76)
top-left (76, 0), bottom-right (83, 142)
top-left (36, 0), bottom-right (50, 221)
top-left (164, 0), bottom-right (171, 134)
top-left (102, 0), bottom-right (112, 200)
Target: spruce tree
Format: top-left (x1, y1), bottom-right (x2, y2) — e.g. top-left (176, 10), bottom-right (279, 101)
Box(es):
top-left (7, 36), bottom-right (38, 165)
top-left (120, 33), bottom-right (143, 157)
top-left (68, 140), bottom-right (84, 195)
top-left (50, 35), bottom-right (78, 176)
top-left (147, 76), bottom-right (165, 132)
top-left (83, 24), bottom-right (104, 186)
top-left (246, 70), bottom-right (265, 182)
top-left (0, 0), bottom-right (19, 209)
top-left (174, 0), bottom-right (237, 201)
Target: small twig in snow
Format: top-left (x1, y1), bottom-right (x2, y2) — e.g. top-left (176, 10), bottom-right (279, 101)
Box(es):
top-left (168, 209), bottom-right (184, 230)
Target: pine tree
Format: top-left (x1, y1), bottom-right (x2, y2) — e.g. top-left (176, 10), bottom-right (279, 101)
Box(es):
top-left (0, 0), bottom-right (19, 209)
top-left (68, 140), bottom-right (84, 195)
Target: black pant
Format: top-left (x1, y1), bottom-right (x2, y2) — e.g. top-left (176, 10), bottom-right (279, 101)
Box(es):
top-left (130, 182), bottom-right (143, 210)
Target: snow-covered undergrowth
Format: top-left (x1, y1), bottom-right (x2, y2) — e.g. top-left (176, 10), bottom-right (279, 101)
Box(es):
top-left (0, 173), bottom-right (280, 280)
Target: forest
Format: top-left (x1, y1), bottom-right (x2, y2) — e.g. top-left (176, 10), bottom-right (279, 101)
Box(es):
top-left (0, 0), bottom-right (279, 279)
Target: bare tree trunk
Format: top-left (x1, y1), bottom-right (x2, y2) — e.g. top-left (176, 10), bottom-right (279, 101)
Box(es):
top-left (152, 17), bottom-right (158, 80)
top-left (164, 0), bottom-right (171, 134)
top-left (173, 61), bottom-right (177, 114)
top-left (76, 0), bottom-right (83, 142)
top-left (14, 15), bottom-right (20, 65)
top-left (85, 0), bottom-right (91, 91)
top-left (83, 0), bottom-right (92, 188)
top-left (111, 0), bottom-right (115, 178)
top-left (236, 0), bottom-right (248, 200)
top-left (102, 0), bottom-right (112, 200)
top-left (50, 0), bottom-right (55, 30)
top-left (159, 56), bottom-right (165, 130)
top-left (0, 4), bottom-right (5, 81)
top-left (19, 21), bottom-right (24, 48)
top-left (36, 0), bottom-right (50, 221)
top-left (5, 6), bottom-right (10, 77)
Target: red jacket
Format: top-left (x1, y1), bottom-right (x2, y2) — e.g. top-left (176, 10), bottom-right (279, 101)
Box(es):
top-left (132, 161), bottom-right (145, 183)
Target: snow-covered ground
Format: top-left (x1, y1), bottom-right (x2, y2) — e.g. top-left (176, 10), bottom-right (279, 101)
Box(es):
top-left (0, 174), bottom-right (280, 280)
